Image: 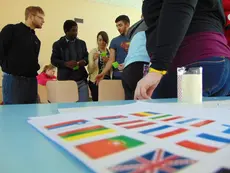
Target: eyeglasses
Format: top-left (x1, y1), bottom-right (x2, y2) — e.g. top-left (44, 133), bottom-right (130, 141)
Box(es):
top-left (32, 14), bottom-right (44, 21)
top-left (36, 15), bottom-right (44, 20)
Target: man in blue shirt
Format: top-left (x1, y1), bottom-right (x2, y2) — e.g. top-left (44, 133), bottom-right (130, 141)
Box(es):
top-left (96, 15), bottom-right (130, 82)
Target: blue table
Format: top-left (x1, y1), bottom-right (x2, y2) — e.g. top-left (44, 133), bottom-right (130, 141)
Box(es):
top-left (0, 98), bottom-right (230, 173)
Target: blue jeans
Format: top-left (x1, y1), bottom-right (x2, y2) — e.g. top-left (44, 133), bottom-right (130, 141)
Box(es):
top-left (2, 73), bottom-right (13, 104)
top-left (2, 73), bottom-right (38, 104)
top-left (152, 57), bottom-right (230, 98)
top-left (76, 80), bottom-right (89, 102)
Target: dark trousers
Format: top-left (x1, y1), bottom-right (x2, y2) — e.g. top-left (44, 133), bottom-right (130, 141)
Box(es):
top-left (88, 81), bottom-right (98, 101)
top-left (122, 62), bottom-right (149, 100)
top-left (2, 73), bottom-right (38, 104)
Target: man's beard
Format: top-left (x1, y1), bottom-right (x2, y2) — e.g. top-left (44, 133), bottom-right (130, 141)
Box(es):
top-left (32, 21), bottom-right (41, 29)
top-left (120, 31), bottom-right (125, 36)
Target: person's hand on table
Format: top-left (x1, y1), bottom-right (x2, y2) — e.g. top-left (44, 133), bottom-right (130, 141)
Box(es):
top-left (134, 71), bottom-right (163, 100)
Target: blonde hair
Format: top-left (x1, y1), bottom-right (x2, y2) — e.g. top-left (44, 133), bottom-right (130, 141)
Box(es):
top-left (42, 64), bottom-right (55, 73)
top-left (25, 6), bottom-right (45, 20)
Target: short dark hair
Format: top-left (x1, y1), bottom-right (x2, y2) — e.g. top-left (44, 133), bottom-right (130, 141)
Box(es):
top-left (63, 20), bottom-right (77, 33)
top-left (115, 15), bottom-right (130, 24)
top-left (97, 31), bottom-right (109, 44)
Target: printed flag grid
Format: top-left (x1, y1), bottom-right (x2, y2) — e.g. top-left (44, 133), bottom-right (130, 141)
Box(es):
top-left (176, 131), bottom-right (230, 153)
top-left (110, 115), bottom-right (218, 140)
top-left (139, 124), bottom-right (188, 139)
top-left (94, 112), bottom-right (215, 130)
top-left (43, 114), bottom-right (230, 157)
top-left (129, 120), bottom-right (230, 153)
top-left (113, 120), bottom-right (156, 130)
top-left (148, 114), bottom-right (215, 128)
top-left (108, 148), bottom-right (196, 173)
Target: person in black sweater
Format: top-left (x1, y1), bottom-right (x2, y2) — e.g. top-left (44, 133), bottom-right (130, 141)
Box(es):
top-left (135, 0), bottom-right (230, 100)
top-left (0, 6), bottom-right (45, 104)
top-left (51, 20), bottom-right (89, 102)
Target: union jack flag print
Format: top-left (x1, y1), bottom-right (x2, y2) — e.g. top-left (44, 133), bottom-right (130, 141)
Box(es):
top-left (109, 149), bottom-right (196, 173)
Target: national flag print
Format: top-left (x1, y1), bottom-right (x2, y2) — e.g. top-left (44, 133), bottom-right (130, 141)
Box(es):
top-left (197, 133), bottom-right (230, 144)
top-left (176, 118), bottom-right (199, 124)
top-left (44, 119), bottom-right (88, 130)
top-left (155, 128), bottom-right (188, 139)
top-left (131, 111), bottom-right (161, 117)
top-left (139, 125), bottom-right (188, 138)
top-left (177, 140), bottom-right (219, 153)
top-left (190, 120), bottom-right (214, 127)
top-left (161, 116), bottom-right (183, 122)
top-left (223, 124), bottom-right (230, 134)
top-left (149, 115), bottom-right (184, 122)
top-left (58, 125), bottom-right (115, 141)
top-left (114, 120), bottom-right (155, 129)
top-left (149, 114), bottom-right (173, 120)
top-left (108, 148), bottom-right (196, 173)
top-left (96, 115), bottom-right (127, 121)
top-left (140, 125), bottom-right (172, 134)
top-left (76, 135), bottom-right (144, 159)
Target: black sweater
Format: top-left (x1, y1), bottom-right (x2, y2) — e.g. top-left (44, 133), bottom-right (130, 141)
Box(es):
top-left (0, 22), bottom-right (40, 77)
top-left (143, 0), bottom-right (226, 71)
top-left (51, 37), bottom-right (89, 82)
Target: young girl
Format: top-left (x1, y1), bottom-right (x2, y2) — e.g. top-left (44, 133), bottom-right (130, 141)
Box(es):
top-left (37, 64), bottom-right (57, 86)
top-left (88, 31), bottom-right (110, 101)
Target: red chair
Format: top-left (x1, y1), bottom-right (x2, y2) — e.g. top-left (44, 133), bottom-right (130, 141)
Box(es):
top-left (223, 0), bottom-right (230, 46)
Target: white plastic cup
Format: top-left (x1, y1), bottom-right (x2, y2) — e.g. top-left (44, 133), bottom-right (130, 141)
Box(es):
top-left (177, 67), bottom-right (203, 104)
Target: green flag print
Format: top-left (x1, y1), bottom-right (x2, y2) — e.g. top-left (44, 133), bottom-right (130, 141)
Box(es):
top-left (77, 135), bottom-right (144, 159)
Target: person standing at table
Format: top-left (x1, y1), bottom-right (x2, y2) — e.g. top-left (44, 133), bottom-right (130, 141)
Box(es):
top-left (51, 20), bottom-right (89, 102)
top-left (122, 18), bottom-right (149, 100)
top-left (88, 31), bottom-right (110, 101)
top-left (95, 15), bottom-right (130, 83)
top-left (134, 0), bottom-right (230, 100)
top-left (0, 6), bottom-right (45, 104)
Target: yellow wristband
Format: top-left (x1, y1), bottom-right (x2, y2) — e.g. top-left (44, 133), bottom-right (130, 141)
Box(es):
top-left (148, 67), bottom-right (167, 75)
